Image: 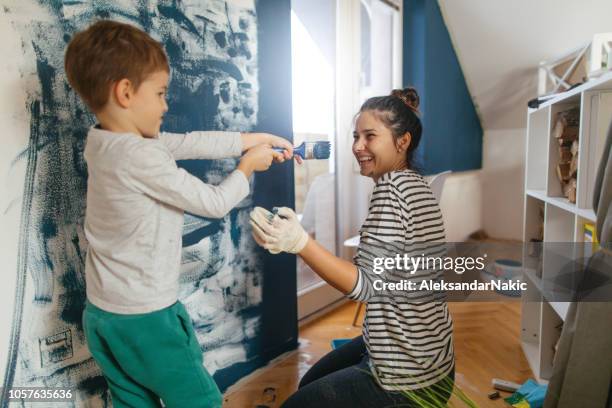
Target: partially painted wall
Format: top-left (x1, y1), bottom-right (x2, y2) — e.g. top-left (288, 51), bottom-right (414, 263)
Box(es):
top-left (0, 1), bottom-right (296, 406)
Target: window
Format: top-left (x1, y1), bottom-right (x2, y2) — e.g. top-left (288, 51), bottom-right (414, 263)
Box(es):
top-left (291, 0), bottom-right (402, 321)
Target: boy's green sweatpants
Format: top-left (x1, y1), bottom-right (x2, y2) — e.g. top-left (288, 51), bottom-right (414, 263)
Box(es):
top-left (83, 301), bottom-right (222, 408)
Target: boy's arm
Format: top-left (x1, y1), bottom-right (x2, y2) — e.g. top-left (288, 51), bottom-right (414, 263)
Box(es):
top-left (123, 142), bottom-right (249, 218)
top-left (159, 131), bottom-right (294, 160)
top-left (158, 131), bottom-right (242, 160)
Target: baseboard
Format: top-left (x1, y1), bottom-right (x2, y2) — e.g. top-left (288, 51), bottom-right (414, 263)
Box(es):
top-left (298, 297), bottom-right (350, 327)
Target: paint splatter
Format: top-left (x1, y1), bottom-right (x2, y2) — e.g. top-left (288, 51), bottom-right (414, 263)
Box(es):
top-left (2, 1), bottom-right (262, 405)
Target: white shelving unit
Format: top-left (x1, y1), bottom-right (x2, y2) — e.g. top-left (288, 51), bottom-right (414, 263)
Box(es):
top-left (521, 71), bottom-right (612, 383)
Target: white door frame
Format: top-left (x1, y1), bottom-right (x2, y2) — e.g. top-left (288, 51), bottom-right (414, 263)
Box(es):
top-left (297, 0), bottom-right (403, 322)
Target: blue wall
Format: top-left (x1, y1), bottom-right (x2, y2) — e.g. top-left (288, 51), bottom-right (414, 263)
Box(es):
top-left (403, 0), bottom-right (482, 175)
top-left (254, 0), bottom-right (299, 363)
top-left (201, 0), bottom-right (298, 391)
top-left (215, 0), bottom-right (298, 389)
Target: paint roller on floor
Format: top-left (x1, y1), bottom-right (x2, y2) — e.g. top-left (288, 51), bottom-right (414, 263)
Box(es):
top-left (274, 141), bottom-right (331, 160)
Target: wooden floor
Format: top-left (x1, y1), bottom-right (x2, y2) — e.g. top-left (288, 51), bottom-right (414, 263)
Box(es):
top-left (223, 301), bottom-right (532, 407)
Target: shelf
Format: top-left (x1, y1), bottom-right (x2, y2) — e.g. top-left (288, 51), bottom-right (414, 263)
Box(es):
top-left (546, 196), bottom-right (578, 216)
top-left (526, 189), bottom-right (547, 201)
top-left (522, 68), bottom-right (609, 383)
top-left (550, 302), bottom-right (570, 321)
top-left (526, 190), bottom-right (597, 222)
top-left (523, 268), bottom-right (542, 291)
top-left (539, 301), bottom-right (563, 380)
top-left (577, 91), bottom-right (612, 209)
top-left (530, 70), bottom-right (612, 111)
top-left (525, 108), bottom-right (550, 190)
top-left (523, 270), bottom-right (569, 321)
top-left (540, 281), bottom-right (572, 321)
top-left (576, 208), bottom-right (597, 223)
top-left (520, 338), bottom-right (549, 385)
top-left (521, 339), bottom-right (541, 382)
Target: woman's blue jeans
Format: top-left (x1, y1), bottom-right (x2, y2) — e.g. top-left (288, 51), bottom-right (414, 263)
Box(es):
top-left (280, 336), bottom-right (454, 408)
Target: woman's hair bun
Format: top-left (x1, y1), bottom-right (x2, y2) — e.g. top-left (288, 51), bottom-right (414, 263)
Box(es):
top-left (391, 87), bottom-right (420, 113)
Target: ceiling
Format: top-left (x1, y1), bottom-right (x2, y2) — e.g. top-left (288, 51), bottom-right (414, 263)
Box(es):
top-left (438, 0), bottom-right (612, 130)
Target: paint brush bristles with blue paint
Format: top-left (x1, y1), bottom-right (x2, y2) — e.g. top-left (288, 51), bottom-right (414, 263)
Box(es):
top-left (273, 141), bottom-right (331, 160)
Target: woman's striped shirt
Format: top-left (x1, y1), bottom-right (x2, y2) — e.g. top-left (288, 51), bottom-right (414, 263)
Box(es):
top-left (347, 169), bottom-right (454, 391)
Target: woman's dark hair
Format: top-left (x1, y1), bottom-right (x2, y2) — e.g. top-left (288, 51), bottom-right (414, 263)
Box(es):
top-left (358, 87), bottom-right (422, 171)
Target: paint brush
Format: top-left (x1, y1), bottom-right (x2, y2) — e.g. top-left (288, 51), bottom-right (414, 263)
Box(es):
top-left (273, 141), bottom-right (331, 160)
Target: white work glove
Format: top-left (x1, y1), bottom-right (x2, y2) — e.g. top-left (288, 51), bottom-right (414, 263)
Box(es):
top-left (249, 207), bottom-right (309, 254)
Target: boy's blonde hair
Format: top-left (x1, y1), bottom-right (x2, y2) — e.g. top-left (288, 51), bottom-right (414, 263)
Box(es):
top-left (64, 20), bottom-right (169, 113)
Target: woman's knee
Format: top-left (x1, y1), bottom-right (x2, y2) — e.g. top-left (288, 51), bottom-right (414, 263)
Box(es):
top-left (298, 335), bottom-right (365, 389)
top-left (284, 377), bottom-right (339, 408)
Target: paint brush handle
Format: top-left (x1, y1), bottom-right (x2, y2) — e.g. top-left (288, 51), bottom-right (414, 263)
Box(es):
top-left (272, 142), bottom-right (330, 160)
top-left (273, 145), bottom-right (304, 160)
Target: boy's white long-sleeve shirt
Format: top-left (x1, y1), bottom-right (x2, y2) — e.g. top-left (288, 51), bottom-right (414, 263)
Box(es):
top-left (83, 127), bottom-right (249, 314)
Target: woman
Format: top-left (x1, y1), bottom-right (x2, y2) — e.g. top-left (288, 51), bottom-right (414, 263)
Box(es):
top-left (250, 88), bottom-right (455, 407)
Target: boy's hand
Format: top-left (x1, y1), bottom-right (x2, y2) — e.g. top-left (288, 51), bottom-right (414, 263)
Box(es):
top-left (266, 134), bottom-right (293, 162)
top-left (241, 132), bottom-right (293, 161)
top-left (237, 144), bottom-right (283, 178)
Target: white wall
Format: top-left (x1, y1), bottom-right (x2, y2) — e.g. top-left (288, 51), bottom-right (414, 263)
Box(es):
top-left (0, 8), bottom-right (32, 384)
top-left (482, 128), bottom-right (526, 240)
top-left (436, 128), bottom-right (526, 242)
top-left (438, 171), bottom-right (483, 242)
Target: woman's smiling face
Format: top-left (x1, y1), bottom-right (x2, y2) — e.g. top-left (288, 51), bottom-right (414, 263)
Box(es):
top-left (352, 110), bottom-right (410, 181)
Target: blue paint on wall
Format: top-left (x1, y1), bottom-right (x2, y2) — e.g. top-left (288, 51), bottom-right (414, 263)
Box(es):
top-left (3, 0), bottom-right (296, 404)
top-left (403, 0), bottom-right (482, 175)
top-left (213, 0), bottom-right (298, 390)
top-left (252, 0), bottom-right (297, 362)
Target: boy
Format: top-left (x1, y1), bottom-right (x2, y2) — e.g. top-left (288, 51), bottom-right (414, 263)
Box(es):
top-left (64, 20), bottom-right (292, 407)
